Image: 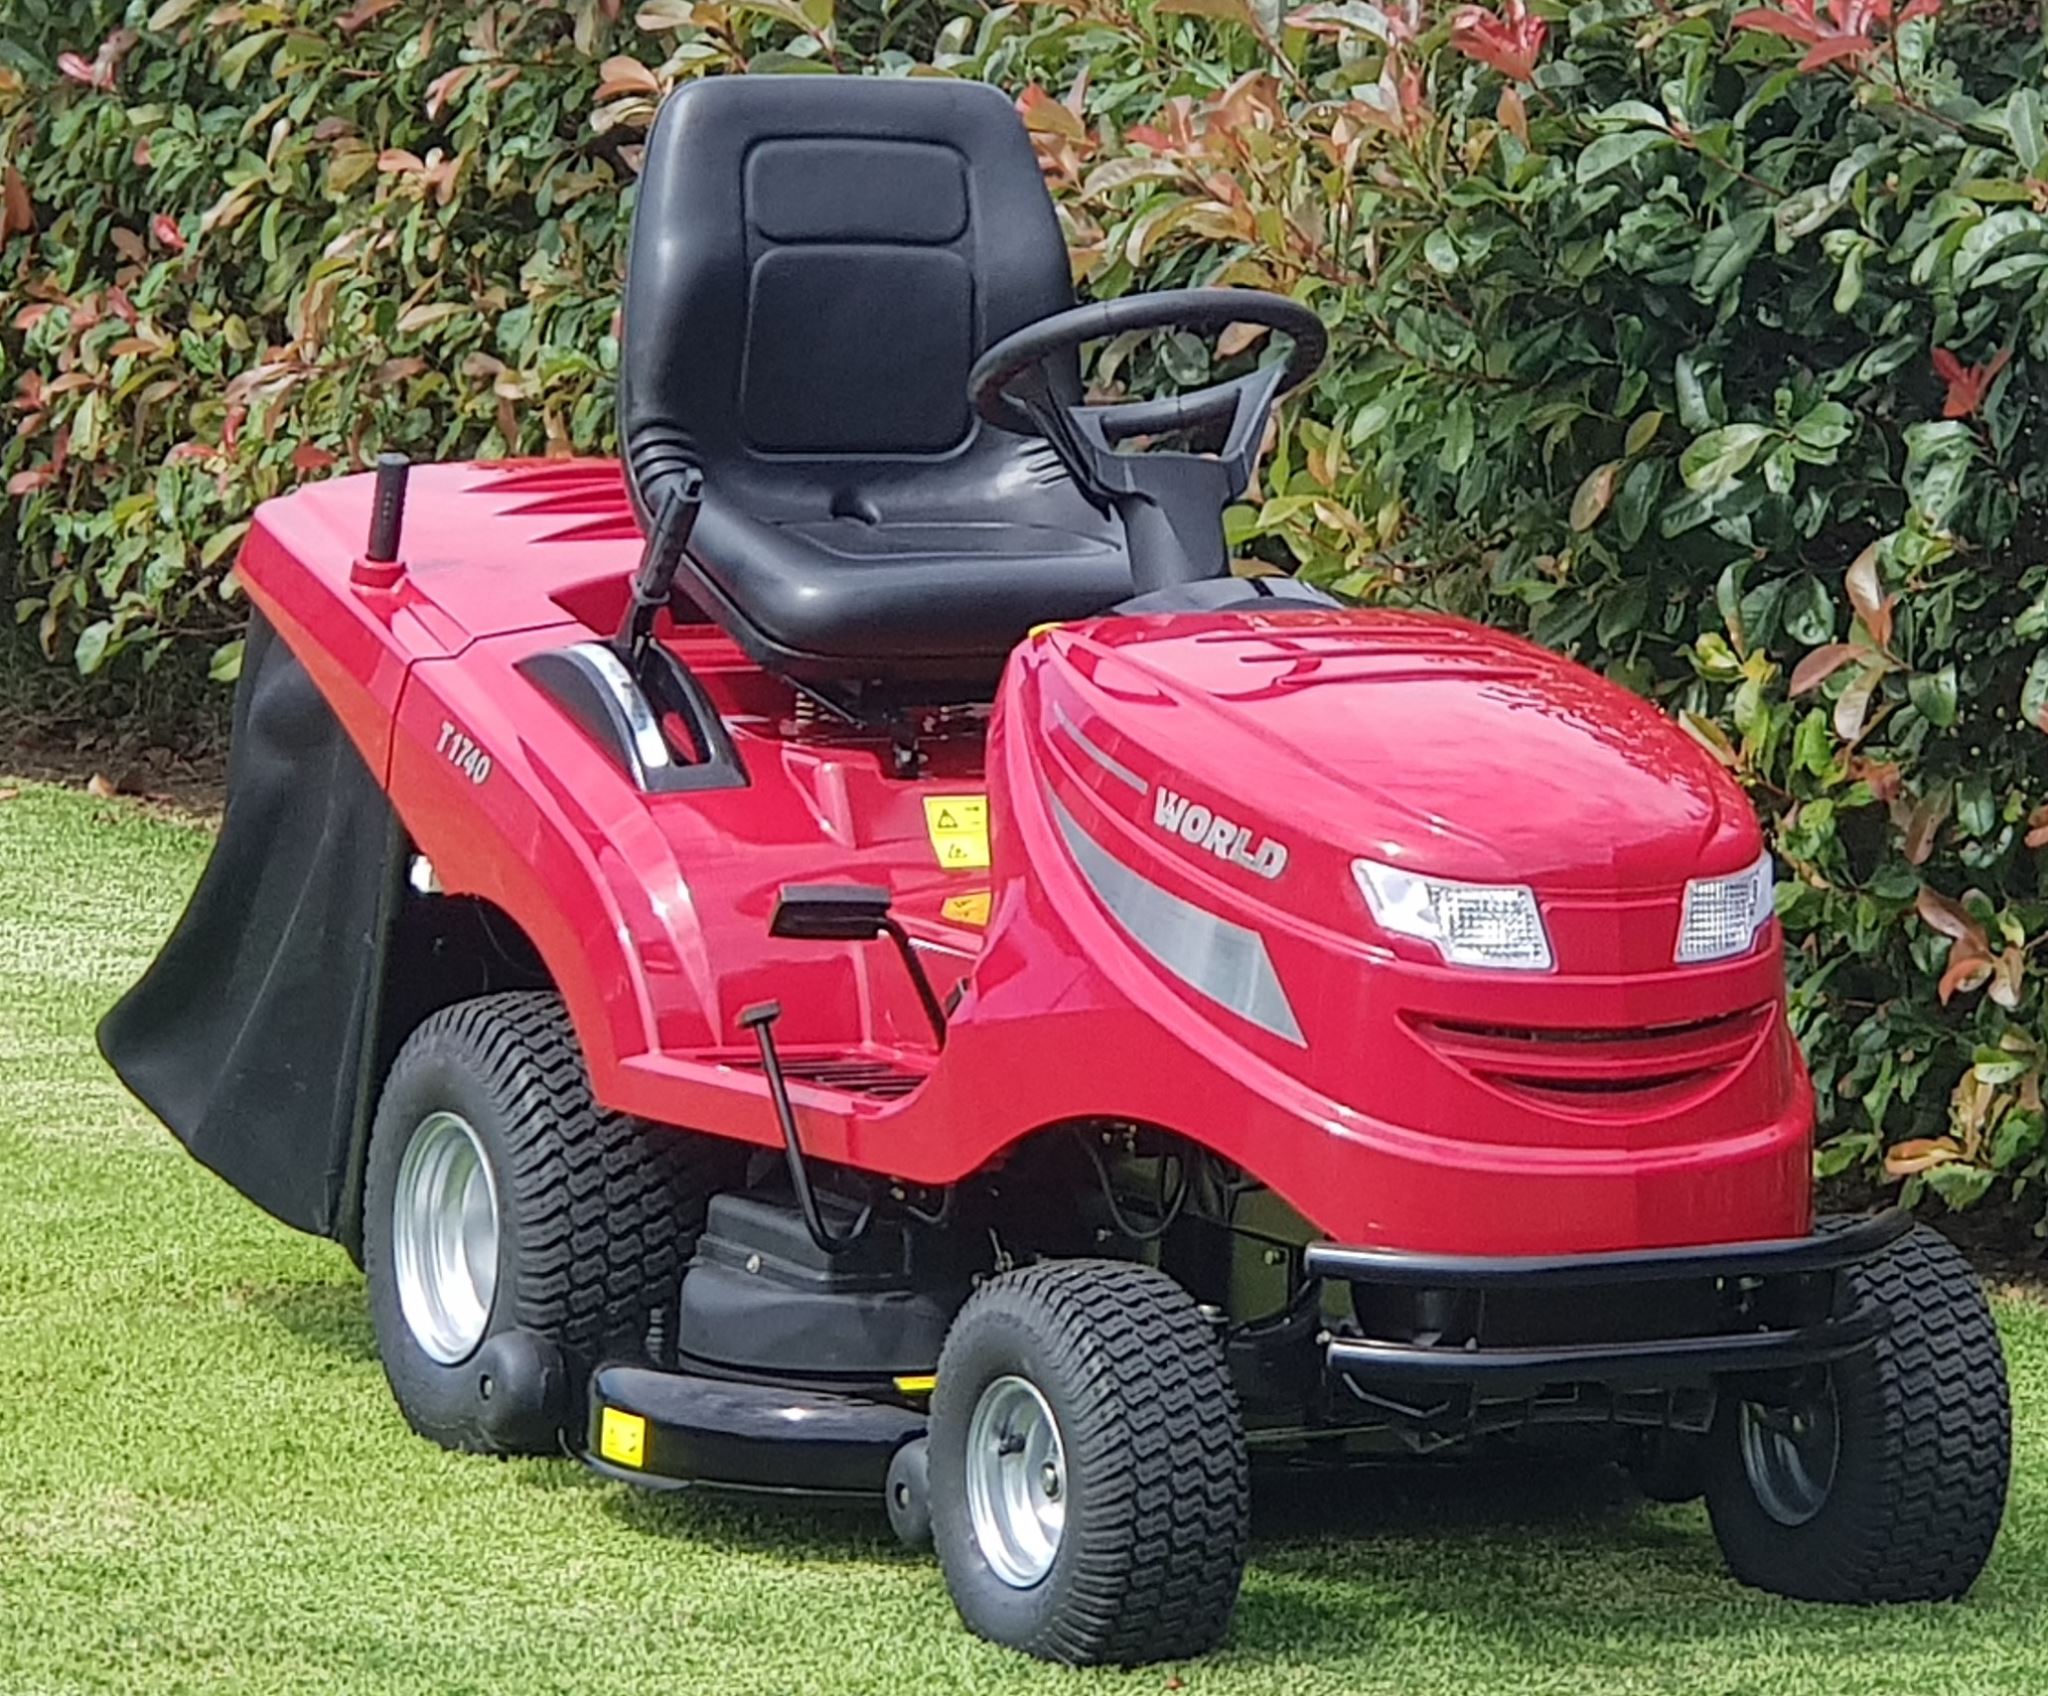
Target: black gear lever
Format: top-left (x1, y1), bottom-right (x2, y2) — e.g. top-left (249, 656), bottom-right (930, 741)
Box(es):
top-left (616, 467), bottom-right (705, 684)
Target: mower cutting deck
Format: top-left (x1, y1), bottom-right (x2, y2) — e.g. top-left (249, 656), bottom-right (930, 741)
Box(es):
top-left (103, 74), bottom-right (2010, 1666)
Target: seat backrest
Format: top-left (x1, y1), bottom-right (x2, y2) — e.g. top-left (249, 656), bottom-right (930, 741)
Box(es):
top-left (618, 76), bottom-right (1077, 525)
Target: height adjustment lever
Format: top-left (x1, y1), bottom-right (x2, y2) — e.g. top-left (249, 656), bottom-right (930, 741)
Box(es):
top-left (737, 1000), bottom-right (873, 1256)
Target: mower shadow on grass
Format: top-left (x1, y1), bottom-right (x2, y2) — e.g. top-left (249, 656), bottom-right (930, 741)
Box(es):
top-left (1246, 1456), bottom-right (1642, 1540)
top-left (241, 1277), bottom-right (382, 1365)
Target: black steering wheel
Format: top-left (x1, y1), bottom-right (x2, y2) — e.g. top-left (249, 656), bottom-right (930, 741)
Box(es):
top-left (966, 288), bottom-right (1326, 594)
top-left (969, 287), bottom-right (1326, 438)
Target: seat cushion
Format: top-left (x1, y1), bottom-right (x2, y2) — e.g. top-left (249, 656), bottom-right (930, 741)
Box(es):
top-left (685, 497), bottom-right (1130, 673)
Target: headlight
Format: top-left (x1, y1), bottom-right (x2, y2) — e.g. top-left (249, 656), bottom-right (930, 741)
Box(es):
top-left (1675, 852), bottom-right (1775, 963)
top-left (1352, 859), bottom-right (1553, 971)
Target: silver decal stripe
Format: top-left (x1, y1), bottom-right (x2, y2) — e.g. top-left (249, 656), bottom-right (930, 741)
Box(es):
top-left (1050, 792), bottom-right (1305, 1047)
top-left (1050, 699), bottom-right (1147, 794)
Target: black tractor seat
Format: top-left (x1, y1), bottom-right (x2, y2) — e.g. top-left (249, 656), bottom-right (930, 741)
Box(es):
top-left (617, 76), bottom-right (1132, 685)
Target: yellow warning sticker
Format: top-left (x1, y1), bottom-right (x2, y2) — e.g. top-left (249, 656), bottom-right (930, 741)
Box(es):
top-left (598, 1407), bottom-right (647, 1469)
top-left (941, 891), bottom-right (992, 927)
top-left (923, 795), bottom-right (990, 871)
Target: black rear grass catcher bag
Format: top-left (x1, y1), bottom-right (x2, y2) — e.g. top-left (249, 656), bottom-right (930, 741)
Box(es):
top-left (98, 612), bottom-right (404, 1241)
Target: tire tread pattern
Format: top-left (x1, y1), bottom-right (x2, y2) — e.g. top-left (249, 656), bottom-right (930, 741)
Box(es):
top-left (367, 991), bottom-right (727, 1452)
top-left (440, 990), bottom-right (722, 1359)
top-left (935, 1258), bottom-right (1250, 1665)
top-left (1708, 1221), bottom-right (2009, 1602)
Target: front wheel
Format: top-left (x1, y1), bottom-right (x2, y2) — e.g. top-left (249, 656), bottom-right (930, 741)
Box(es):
top-left (1704, 1221), bottom-right (2010, 1602)
top-left (927, 1260), bottom-right (1249, 1665)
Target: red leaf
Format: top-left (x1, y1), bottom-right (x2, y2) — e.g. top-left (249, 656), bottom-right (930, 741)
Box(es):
top-left (1018, 85), bottom-right (1088, 142)
top-left (6, 466), bottom-right (54, 495)
top-left (424, 65), bottom-right (478, 121)
top-left (594, 56), bottom-right (659, 101)
top-left (56, 52), bottom-right (102, 88)
top-left (338, 0), bottom-right (404, 32)
top-left (1497, 85), bottom-right (1529, 146)
top-left (290, 443), bottom-right (337, 474)
top-left (1939, 952), bottom-right (1994, 1005)
top-left (1989, 946), bottom-right (2025, 1010)
top-left (1789, 643), bottom-right (1863, 695)
top-left (1884, 1136), bottom-right (1963, 1176)
top-left (1935, 346), bottom-right (2011, 419)
top-left (1450, 0), bottom-right (1548, 82)
top-left (1, 165), bottom-right (32, 238)
top-left (1916, 885), bottom-right (1987, 951)
top-left (150, 213), bottom-right (186, 253)
top-left (1844, 542), bottom-right (1893, 649)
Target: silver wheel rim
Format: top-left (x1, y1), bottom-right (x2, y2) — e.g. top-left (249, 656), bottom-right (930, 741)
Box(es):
top-left (964, 1375), bottom-right (1067, 1588)
top-left (392, 1111), bottom-right (500, 1365)
top-left (1738, 1379), bottom-right (1840, 1527)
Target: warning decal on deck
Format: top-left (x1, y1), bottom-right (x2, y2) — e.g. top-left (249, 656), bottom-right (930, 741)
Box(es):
top-left (598, 1407), bottom-right (647, 1469)
top-left (923, 795), bottom-right (990, 871)
top-left (941, 891), bottom-right (992, 926)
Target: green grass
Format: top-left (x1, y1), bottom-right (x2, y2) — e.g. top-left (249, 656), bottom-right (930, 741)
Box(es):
top-left (1, 778), bottom-right (2043, 1695)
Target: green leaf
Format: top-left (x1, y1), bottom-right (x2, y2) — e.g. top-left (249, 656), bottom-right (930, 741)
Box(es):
top-left (73, 621), bottom-right (112, 676)
top-left (1423, 228), bottom-right (1460, 274)
top-left (1691, 209), bottom-right (1770, 304)
top-left (1680, 423), bottom-right (1775, 493)
top-left (1593, 99), bottom-right (1669, 130)
top-left (1902, 421), bottom-right (1977, 528)
top-left (208, 638), bottom-right (244, 684)
top-left (1570, 460), bottom-right (1623, 531)
top-left (1775, 183), bottom-right (1842, 245)
top-left (2009, 89), bottom-right (2044, 175)
top-left (1791, 400), bottom-right (1854, 452)
top-left (2022, 648), bottom-right (2048, 729)
top-left (1438, 397), bottom-right (1475, 473)
top-left (1624, 410), bottom-right (1664, 455)
top-left (1783, 578), bottom-right (1834, 646)
top-left (1793, 708), bottom-right (1833, 777)
top-left (1958, 772), bottom-right (1996, 837)
top-left (1576, 131), bottom-right (1667, 186)
top-left (1974, 1048), bottom-right (2032, 1087)
top-left (1908, 665), bottom-right (1958, 729)
top-left (1675, 353), bottom-right (1712, 432)
top-left (1954, 209), bottom-right (2048, 286)
top-left (217, 28), bottom-right (279, 90)
top-left (1616, 457), bottom-right (1664, 545)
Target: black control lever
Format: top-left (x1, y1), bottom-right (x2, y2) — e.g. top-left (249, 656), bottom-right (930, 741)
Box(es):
top-left (616, 467), bottom-right (705, 681)
top-left (738, 1001), bottom-right (874, 1256)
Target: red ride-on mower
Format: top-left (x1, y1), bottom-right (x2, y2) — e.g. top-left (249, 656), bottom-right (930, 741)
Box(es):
top-left (104, 76), bottom-right (2010, 1664)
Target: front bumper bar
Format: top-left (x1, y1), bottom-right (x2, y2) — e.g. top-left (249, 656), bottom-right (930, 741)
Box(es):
top-left (1306, 1209), bottom-right (1910, 1393)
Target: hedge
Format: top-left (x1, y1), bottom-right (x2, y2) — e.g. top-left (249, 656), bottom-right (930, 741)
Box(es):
top-left (3, 0), bottom-right (2047, 1233)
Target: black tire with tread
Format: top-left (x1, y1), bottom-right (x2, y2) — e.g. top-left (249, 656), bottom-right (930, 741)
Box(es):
top-left (363, 990), bottom-right (730, 1454)
top-left (928, 1258), bottom-right (1250, 1666)
top-left (1705, 1219), bottom-right (2009, 1602)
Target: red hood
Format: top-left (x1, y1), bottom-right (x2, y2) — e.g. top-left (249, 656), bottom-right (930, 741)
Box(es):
top-left (1038, 607), bottom-right (1760, 896)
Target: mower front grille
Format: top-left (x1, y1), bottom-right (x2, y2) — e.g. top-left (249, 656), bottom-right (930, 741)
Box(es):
top-left (1411, 1005), bottom-right (1772, 1113)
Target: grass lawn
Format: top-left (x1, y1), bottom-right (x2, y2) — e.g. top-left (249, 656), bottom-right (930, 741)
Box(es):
top-left (1, 777), bottom-right (2043, 1696)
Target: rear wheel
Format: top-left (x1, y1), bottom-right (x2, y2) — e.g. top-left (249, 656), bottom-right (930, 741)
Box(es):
top-left (927, 1259), bottom-right (1249, 1665)
top-left (1704, 1221), bottom-right (2009, 1601)
top-left (364, 991), bottom-right (729, 1454)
